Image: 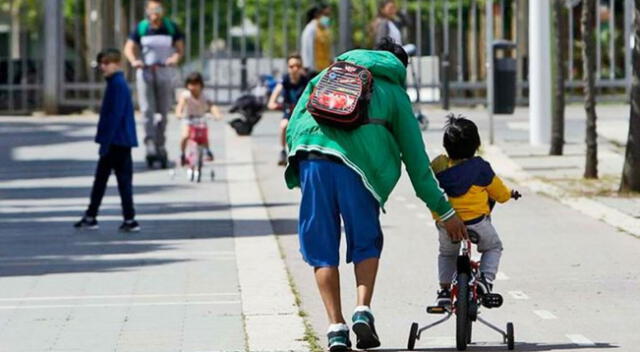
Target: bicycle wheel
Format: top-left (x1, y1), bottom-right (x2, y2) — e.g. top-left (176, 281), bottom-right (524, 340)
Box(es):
top-left (456, 272), bottom-right (470, 351)
top-left (506, 322), bottom-right (515, 350)
top-left (196, 148), bottom-right (204, 183)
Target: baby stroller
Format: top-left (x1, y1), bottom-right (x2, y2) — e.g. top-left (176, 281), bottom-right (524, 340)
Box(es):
top-left (228, 74), bottom-right (276, 136)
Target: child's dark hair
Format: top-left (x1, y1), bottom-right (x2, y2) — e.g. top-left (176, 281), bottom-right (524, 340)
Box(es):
top-left (185, 72), bottom-right (204, 87)
top-left (373, 37), bottom-right (408, 67)
top-left (96, 48), bottom-right (122, 64)
top-left (443, 113), bottom-right (481, 160)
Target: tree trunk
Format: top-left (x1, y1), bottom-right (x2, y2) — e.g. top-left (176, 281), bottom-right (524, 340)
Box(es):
top-left (550, 0), bottom-right (566, 155)
top-left (582, 0), bottom-right (598, 179)
top-left (620, 0), bottom-right (640, 192)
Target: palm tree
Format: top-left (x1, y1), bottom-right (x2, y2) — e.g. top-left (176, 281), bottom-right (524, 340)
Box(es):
top-left (620, 0), bottom-right (640, 192)
top-left (582, 0), bottom-right (598, 179)
top-left (550, 0), bottom-right (566, 156)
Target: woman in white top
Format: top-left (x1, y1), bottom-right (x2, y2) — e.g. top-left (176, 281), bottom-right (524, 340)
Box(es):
top-left (175, 72), bottom-right (221, 165)
top-left (370, 0), bottom-right (403, 46)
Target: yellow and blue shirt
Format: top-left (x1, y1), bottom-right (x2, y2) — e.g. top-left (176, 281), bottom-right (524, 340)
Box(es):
top-left (431, 155), bottom-right (511, 222)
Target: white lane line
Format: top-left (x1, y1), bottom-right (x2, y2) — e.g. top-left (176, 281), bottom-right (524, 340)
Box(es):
top-left (495, 272), bottom-right (509, 281)
top-left (0, 293), bottom-right (239, 302)
top-left (566, 334), bottom-right (595, 346)
top-left (533, 310), bottom-right (557, 320)
top-left (508, 291), bottom-right (530, 300)
top-left (0, 300), bottom-right (241, 310)
top-left (405, 203), bottom-right (418, 209)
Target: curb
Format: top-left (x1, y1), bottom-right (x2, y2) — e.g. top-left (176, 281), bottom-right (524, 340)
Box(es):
top-left (484, 145), bottom-right (640, 239)
top-left (225, 127), bottom-right (308, 352)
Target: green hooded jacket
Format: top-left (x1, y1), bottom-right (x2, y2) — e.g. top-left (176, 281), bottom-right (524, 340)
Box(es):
top-left (285, 49), bottom-right (454, 220)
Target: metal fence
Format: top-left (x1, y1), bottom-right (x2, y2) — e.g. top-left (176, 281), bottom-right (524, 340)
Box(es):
top-left (0, 0), bottom-right (636, 115)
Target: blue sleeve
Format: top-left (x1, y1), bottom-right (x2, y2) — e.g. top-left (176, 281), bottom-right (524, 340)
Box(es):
top-left (99, 81), bottom-right (128, 147)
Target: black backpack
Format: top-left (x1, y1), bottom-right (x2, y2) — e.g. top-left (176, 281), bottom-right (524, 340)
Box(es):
top-left (307, 61), bottom-right (375, 130)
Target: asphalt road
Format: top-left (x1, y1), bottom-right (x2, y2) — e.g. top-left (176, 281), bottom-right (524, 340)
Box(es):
top-left (251, 108), bottom-right (640, 352)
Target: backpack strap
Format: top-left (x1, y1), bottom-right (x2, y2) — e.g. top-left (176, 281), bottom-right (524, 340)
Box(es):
top-left (162, 17), bottom-right (176, 36)
top-left (368, 118), bottom-right (392, 132)
top-left (138, 18), bottom-right (176, 37)
top-left (137, 19), bottom-right (150, 37)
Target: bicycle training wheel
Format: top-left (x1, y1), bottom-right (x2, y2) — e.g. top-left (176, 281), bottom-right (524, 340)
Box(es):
top-left (407, 322), bottom-right (418, 350)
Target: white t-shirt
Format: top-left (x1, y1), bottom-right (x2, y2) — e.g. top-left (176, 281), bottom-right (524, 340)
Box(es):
top-left (181, 90), bottom-right (210, 117)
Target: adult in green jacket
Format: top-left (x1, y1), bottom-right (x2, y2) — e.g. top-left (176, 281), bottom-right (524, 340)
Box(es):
top-left (285, 38), bottom-right (467, 351)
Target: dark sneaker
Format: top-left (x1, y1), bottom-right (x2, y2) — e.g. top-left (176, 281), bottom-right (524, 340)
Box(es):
top-left (352, 310), bottom-right (380, 349)
top-left (436, 288), bottom-right (452, 307)
top-left (73, 217), bottom-right (98, 230)
top-left (277, 150), bottom-right (287, 166)
top-left (119, 220), bottom-right (140, 233)
top-left (327, 328), bottom-right (351, 352)
top-left (476, 273), bottom-right (494, 296)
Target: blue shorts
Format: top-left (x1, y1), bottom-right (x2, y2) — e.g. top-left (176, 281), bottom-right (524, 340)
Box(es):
top-left (298, 159), bottom-right (383, 267)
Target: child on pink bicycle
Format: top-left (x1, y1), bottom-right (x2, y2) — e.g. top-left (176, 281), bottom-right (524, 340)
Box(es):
top-left (430, 114), bottom-right (521, 307)
top-left (175, 72), bottom-right (222, 166)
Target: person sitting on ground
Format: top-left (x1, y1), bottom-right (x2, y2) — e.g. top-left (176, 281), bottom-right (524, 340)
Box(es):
top-left (430, 113), bottom-right (521, 307)
top-left (267, 53), bottom-right (310, 166)
top-left (175, 72), bottom-right (222, 166)
top-left (284, 37), bottom-right (467, 351)
top-left (74, 49), bottom-right (140, 233)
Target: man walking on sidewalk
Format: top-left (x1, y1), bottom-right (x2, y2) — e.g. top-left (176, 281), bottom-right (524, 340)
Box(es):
top-left (124, 0), bottom-right (184, 166)
top-left (284, 38), bottom-right (467, 351)
top-left (74, 49), bottom-right (140, 233)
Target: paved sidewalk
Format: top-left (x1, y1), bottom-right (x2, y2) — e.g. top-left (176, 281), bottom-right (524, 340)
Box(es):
top-left (422, 104), bottom-right (640, 236)
top-left (0, 115), bottom-right (306, 351)
top-left (477, 105), bottom-right (640, 237)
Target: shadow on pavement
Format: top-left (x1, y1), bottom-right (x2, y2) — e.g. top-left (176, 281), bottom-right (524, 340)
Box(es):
top-left (0, 121), bottom-right (155, 181)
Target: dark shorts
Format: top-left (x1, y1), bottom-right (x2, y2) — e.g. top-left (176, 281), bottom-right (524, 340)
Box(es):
top-left (298, 159), bottom-right (383, 267)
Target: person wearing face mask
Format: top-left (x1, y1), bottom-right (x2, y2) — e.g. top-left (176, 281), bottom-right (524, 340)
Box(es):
top-left (300, 2), bottom-right (333, 78)
top-left (370, 0), bottom-right (404, 46)
top-left (123, 0), bottom-right (184, 168)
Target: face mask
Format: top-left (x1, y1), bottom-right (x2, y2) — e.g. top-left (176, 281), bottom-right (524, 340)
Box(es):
top-left (319, 16), bottom-right (331, 27)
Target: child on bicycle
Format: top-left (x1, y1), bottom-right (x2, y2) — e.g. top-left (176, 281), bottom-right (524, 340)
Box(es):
top-left (267, 53), bottom-right (309, 166)
top-left (430, 114), bottom-right (520, 307)
top-left (175, 72), bottom-right (222, 166)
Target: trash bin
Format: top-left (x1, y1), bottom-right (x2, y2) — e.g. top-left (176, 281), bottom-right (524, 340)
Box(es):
top-left (493, 40), bottom-right (517, 114)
